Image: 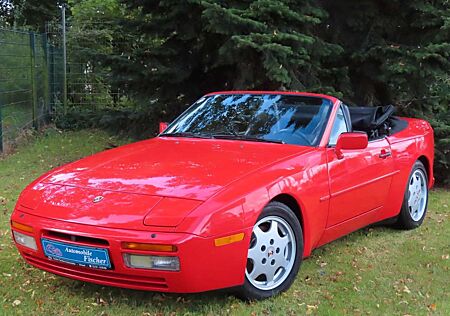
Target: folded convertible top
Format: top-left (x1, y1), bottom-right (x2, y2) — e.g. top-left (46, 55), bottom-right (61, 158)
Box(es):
top-left (348, 105), bottom-right (396, 132)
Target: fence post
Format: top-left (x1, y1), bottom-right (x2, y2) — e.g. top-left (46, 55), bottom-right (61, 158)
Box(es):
top-left (62, 4), bottom-right (68, 114)
top-left (29, 32), bottom-right (38, 129)
top-left (42, 33), bottom-right (50, 121)
top-left (49, 45), bottom-right (55, 113)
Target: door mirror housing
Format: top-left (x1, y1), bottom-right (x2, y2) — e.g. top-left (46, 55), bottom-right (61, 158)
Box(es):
top-left (159, 122), bottom-right (169, 134)
top-left (335, 132), bottom-right (368, 159)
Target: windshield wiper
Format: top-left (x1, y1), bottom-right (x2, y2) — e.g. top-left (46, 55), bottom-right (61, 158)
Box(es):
top-left (160, 132), bottom-right (284, 144)
top-left (212, 134), bottom-right (284, 144)
top-left (159, 132), bottom-right (212, 139)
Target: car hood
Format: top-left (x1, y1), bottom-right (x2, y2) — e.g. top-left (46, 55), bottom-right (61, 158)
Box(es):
top-left (38, 137), bottom-right (309, 200)
top-left (18, 184), bottom-right (203, 229)
top-left (18, 137), bottom-right (311, 229)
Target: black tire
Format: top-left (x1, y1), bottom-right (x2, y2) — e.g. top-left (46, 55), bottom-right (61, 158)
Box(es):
top-left (396, 160), bottom-right (429, 229)
top-left (237, 201), bottom-right (303, 300)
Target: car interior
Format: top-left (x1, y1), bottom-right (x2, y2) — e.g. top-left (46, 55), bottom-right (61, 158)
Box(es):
top-left (282, 102), bottom-right (408, 145)
top-left (343, 104), bottom-right (408, 140)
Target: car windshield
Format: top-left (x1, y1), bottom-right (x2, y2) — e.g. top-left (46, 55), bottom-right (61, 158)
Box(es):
top-left (161, 94), bottom-right (333, 146)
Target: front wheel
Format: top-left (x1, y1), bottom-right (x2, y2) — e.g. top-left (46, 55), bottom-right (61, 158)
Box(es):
top-left (238, 201), bottom-right (303, 300)
top-left (397, 160), bottom-right (429, 229)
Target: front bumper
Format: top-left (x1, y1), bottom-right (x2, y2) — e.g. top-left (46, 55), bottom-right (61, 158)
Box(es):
top-left (11, 209), bottom-right (250, 293)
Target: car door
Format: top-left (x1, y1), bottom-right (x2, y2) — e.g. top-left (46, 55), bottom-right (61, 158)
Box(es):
top-left (326, 105), bottom-right (395, 227)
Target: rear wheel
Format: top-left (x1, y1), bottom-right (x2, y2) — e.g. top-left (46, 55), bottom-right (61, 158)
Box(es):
top-left (238, 201), bottom-right (303, 300)
top-left (397, 160), bottom-right (428, 229)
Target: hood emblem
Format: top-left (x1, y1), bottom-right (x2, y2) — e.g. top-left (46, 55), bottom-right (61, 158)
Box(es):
top-left (93, 196), bottom-right (104, 203)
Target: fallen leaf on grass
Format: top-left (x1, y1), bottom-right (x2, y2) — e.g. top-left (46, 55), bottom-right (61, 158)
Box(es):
top-left (428, 303), bottom-right (437, 311)
top-left (356, 246), bottom-right (368, 254)
top-left (306, 305), bottom-right (318, 315)
top-left (175, 296), bottom-right (191, 304)
top-left (329, 271), bottom-right (344, 282)
top-left (153, 294), bottom-right (167, 302)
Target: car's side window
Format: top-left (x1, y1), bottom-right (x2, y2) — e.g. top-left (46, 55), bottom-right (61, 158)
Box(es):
top-left (329, 106), bottom-right (348, 146)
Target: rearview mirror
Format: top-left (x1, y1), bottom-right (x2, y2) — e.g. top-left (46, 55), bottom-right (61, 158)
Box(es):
top-left (335, 132), bottom-right (368, 159)
top-left (159, 122), bottom-right (168, 134)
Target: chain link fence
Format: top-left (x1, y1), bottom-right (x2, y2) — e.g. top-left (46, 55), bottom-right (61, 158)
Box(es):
top-left (46, 16), bottom-right (131, 111)
top-left (1, 6), bottom-right (145, 153)
top-left (0, 27), bottom-right (63, 153)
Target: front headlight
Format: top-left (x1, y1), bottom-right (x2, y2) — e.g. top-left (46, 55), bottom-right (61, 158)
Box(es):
top-left (123, 254), bottom-right (180, 271)
top-left (13, 231), bottom-right (37, 251)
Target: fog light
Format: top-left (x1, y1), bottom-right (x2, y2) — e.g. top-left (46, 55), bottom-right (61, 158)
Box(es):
top-left (123, 254), bottom-right (180, 271)
top-left (13, 231), bottom-right (37, 251)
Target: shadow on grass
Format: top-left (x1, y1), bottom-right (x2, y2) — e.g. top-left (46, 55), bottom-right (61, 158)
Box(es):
top-left (49, 273), bottom-right (238, 314)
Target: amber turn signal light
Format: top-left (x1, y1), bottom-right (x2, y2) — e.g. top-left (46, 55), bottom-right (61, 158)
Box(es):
top-left (11, 221), bottom-right (34, 233)
top-left (214, 232), bottom-right (245, 247)
top-left (122, 242), bottom-right (177, 252)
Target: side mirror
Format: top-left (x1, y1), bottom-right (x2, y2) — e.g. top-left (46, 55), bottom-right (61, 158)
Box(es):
top-left (335, 132), bottom-right (368, 159)
top-left (159, 122), bottom-right (168, 134)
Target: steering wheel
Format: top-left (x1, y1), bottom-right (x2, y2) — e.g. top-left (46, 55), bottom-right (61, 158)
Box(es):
top-left (275, 129), bottom-right (312, 146)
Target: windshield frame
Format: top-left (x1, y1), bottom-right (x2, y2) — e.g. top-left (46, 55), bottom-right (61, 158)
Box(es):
top-left (160, 92), bottom-right (336, 147)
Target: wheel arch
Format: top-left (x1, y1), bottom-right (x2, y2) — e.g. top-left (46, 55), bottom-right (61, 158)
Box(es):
top-left (270, 193), bottom-right (311, 257)
top-left (417, 155), bottom-right (432, 186)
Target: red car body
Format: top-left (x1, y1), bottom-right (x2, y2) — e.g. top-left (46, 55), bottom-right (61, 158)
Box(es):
top-left (10, 91), bottom-right (434, 293)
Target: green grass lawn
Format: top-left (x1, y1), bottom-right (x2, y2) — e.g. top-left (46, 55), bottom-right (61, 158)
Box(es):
top-left (0, 129), bottom-right (448, 315)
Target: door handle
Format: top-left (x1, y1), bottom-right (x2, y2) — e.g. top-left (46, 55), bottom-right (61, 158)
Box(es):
top-left (379, 150), bottom-right (392, 159)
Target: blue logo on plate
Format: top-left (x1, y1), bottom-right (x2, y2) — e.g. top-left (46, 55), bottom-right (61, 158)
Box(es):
top-left (45, 243), bottom-right (63, 256)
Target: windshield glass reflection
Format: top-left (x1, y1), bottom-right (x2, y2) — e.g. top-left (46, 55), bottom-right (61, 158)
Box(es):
top-left (162, 94), bottom-right (333, 146)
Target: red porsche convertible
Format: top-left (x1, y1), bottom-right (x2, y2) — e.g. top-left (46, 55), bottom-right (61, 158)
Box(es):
top-left (11, 91), bottom-right (434, 299)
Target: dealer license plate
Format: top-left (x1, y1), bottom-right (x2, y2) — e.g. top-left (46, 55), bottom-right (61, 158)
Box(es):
top-left (41, 238), bottom-right (111, 269)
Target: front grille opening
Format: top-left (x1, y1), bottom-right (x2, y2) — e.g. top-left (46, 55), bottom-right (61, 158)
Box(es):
top-left (45, 231), bottom-right (109, 246)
